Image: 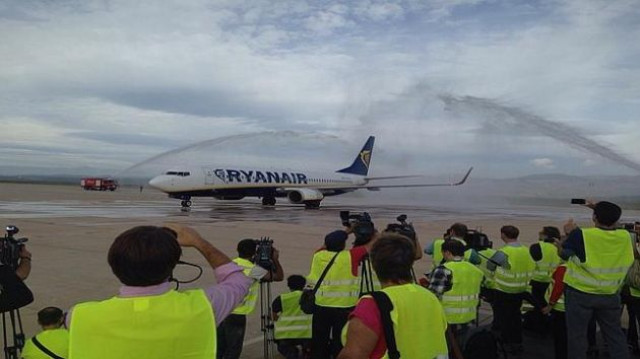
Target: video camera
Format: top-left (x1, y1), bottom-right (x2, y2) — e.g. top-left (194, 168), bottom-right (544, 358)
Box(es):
top-left (464, 229), bottom-right (493, 252)
top-left (340, 211), bottom-right (372, 227)
top-left (254, 237), bottom-right (274, 271)
top-left (1, 225), bottom-right (28, 269)
top-left (385, 214), bottom-right (417, 241)
top-left (340, 211), bottom-right (375, 246)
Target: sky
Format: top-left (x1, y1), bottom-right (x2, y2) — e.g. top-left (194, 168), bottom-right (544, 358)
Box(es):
top-left (1, 0), bottom-right (639, 178)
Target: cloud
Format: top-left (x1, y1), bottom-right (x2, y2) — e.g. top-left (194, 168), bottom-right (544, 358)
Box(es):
top-left (0, 0), bottom-right (639, 177)
top-left (531, 158), bottom-right (555, 169)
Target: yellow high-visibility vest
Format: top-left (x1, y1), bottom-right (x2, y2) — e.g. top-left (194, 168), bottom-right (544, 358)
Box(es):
top-left (493, 245), bottom-right (536, 294)
top-left (22, 329), bottom-right (69, 359)
top-left (532, 241), bottom-right (561, 283)
top-left (308, 250), bottom-right (360, 308)
top-left (442, 260), bottom-right (484, 324)
top-left (564, 228), bottom-right (633, 295)
top-left (274, 291), bottom-right (312, 340)
top-left (545, 264), bottom-right (566, 312)
top-left (343, 284), bottom-right (448, 359)
top-left (232, 257), bottom-right (259, 315)
top-left (69, 289), bottom-right (215, 359)
top-left (478, 248), bottom-right (497, 289)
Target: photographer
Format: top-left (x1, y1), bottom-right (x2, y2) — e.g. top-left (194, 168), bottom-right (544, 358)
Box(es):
top-left (488, 225), bottom-right (536, 355)
top-left (424, 223), bottom-right (480, 269)
top-left (0, 245), bottom-right (31, 286)
top-left (272, 275), bottom-right (312, 359)
top-left (217, 238), bottom-right (284, 359)
top-left (21, 307), bottom-right (68, 359)
top-left (427, 239), bottom-right (484, 338)
top-left (383, 215), bottom-right (422, 261)
top-left (560, 201), bottom-right (634, 359)
top-left (66, 224), bottom-right (258, 359)
top-left (307, 229), bottom-right (376, 359)
top-left (338, 234), bottom-right (448, 359)
top-left (527, 226), bottom-right (562, 335)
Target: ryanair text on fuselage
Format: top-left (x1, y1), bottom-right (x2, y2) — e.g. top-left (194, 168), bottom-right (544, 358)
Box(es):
top-left (213, 169), bottom-right (308, 185)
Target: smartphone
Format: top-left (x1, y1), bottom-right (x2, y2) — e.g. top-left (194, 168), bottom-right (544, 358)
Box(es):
top-left (571, 198), bottom-right (586, 205)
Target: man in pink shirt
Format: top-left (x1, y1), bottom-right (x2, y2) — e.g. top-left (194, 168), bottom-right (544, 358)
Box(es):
top-left (66, 224), bottom-right (260, 358)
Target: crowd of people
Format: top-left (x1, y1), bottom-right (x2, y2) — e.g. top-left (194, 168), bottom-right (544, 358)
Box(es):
top-left (7, 200), bottom-right (640, 359)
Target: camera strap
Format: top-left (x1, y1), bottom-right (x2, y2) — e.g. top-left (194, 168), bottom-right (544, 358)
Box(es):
top-left (370, 291), bottom-right (400, 359)
top-left (312, 252), bottom-right (340, 294)
top-left (170, 261), bottom-right (203, 290)
top-left (32, 335), bottom-right (64, 359)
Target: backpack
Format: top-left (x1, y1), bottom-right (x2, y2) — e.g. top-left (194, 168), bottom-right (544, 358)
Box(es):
top-left (461, 326), bottom-right (507, 359)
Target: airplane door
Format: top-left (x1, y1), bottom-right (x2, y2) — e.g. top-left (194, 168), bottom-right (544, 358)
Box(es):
top-left (204, 168), bottom-right (216, 185)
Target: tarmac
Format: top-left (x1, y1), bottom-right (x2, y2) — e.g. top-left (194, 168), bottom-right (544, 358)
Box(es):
top-left (2, 182), bottom-right (638, 358)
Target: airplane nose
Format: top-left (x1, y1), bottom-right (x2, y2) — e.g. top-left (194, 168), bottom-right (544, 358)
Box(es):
top-left (148, 176), bottom-right (164, 189)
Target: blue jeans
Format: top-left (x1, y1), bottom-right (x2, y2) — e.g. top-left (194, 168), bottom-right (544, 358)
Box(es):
top-left (565, 286), bottom-right (629, 359)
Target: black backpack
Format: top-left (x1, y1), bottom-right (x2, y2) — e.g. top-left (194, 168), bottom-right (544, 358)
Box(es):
top-left (462, 326), bottom-right (507, 359)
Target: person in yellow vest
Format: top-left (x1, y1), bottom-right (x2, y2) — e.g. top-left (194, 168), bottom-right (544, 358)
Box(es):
top-left (307, 230), bottom-right (374, 359)
top-left (66, 224), bottom-right (259, 359)
top-left (424, 223), bottom-right (481, 269)
top-left (338, 233), bottom-right (448, 359)
top-left (527, 226), bottom-right (562, 334)
top-left (218, 238), bottom-right (284, 359)
top-left (22, 307), bottom-right (68, 359)
top-left (486, 225), bottom-right (535, 356)
top-left (272, 275), bottom-right (312, 359)
top-left (428, 239), bottom-right (484, 341)
top-left (560, 201), bottom-right (634, 359)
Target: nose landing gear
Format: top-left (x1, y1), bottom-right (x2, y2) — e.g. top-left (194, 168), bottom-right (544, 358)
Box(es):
top-left (261, 197), bottom-right (276, 206)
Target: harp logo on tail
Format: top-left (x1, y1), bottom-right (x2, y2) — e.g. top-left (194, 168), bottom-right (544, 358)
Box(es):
top-left (360, 150), bottom-right (371, 169)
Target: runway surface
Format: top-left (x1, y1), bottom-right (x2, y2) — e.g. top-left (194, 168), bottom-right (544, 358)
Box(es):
top-left (2, 183), bottom-right (637, 358)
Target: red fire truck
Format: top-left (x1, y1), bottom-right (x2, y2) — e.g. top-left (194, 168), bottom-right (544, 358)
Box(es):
top-left (80, 178), bottom-right (119, 191)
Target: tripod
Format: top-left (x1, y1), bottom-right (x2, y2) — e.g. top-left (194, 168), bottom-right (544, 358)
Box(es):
top-left (259, 279), bottom-right (275, 359)
top-left (2, 309), bottom-right (25, 359)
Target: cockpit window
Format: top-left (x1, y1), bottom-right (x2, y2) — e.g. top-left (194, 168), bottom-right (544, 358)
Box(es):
top-left (165, 171), bottom-right (191, 177)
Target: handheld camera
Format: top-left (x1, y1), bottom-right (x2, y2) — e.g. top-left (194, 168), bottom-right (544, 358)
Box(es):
top-left (340, 211), bottom-right (372, 227)
top-left (464, 229), bottom-right (493, 251)
top-left (254, 237), bottom-right (274, 271)
top-left (2, 225), bottom-right (28, 269)
top-left (385, 214), bottom-right (417, 241)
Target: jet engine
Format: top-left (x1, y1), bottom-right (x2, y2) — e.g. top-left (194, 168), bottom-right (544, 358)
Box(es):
top-left (287, 188), bottom-right (324, 204)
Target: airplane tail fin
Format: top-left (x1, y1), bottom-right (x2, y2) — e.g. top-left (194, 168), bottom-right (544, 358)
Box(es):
top-left (337, 136), bottom-right (375, 176)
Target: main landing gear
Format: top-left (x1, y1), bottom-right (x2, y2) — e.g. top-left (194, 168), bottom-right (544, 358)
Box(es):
top-left (180, 198), bottom-right (192, 208)
top-left (262, 197), bottom-right (276, 206)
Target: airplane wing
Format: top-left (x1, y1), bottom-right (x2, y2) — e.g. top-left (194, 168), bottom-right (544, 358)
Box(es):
top-left (314, 167), bottom-right (474, 191)
top-left (365, 175), bottom-right (424, 181)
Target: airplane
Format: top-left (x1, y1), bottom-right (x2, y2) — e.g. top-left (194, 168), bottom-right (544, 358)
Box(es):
top-left (147, 136), bottom-right (473, 209)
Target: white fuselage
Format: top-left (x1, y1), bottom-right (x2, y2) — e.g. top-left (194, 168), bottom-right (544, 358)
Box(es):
top-left (148, 166), bottom-right (367, 194)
